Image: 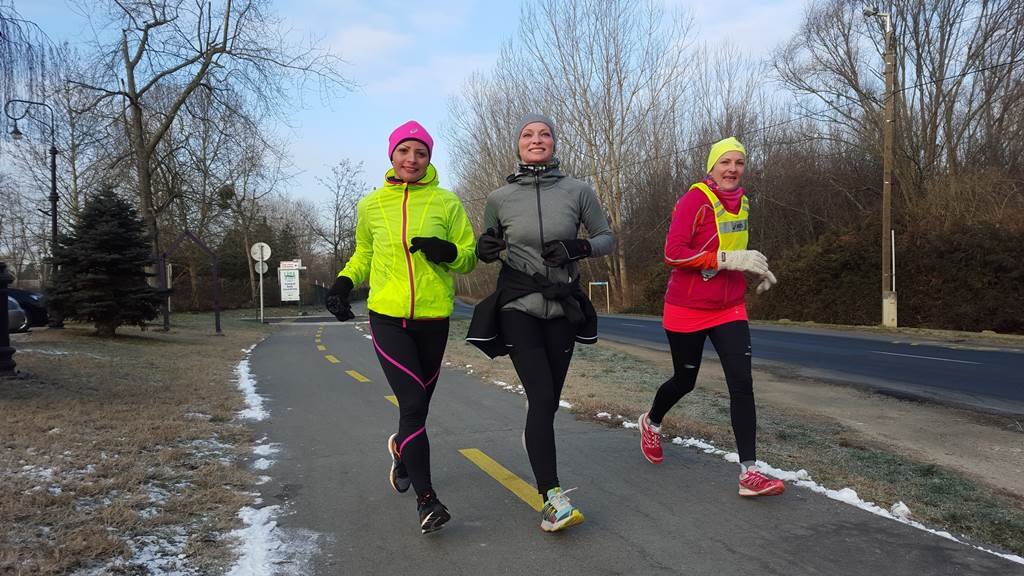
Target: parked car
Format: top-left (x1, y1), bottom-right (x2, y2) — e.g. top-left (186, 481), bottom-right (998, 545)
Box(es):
top-left (7, 296), bottom-right (28, 333)
top-left (6, 288), bottom-right (48, 327)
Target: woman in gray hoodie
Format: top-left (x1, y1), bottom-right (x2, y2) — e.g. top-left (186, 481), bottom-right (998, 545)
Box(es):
top-left (470, 113), bottom-right (614, 532)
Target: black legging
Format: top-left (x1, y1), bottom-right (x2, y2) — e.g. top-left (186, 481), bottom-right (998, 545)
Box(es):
top-left (369, 311), bottom-right (449, 498)
top-left (500, 310), bottom-right (576, 495)
top-left (648, 320), bottom-right (757, 463)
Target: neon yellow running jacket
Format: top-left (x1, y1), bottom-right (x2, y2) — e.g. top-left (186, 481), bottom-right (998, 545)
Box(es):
top-left (338, 164), bottom-right (476, 319)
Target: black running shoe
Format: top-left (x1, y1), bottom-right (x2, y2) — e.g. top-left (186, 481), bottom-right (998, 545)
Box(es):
top-left (387, 434), bottom-right (411, 493)
top-left (417, 491), bottom-right (451, 534)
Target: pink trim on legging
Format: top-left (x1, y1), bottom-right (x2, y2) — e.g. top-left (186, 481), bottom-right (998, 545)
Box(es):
top-left (424, 368), bottom-right (440, 387)
top-left (370, 325), bottom-right (426, 389)
top-left (398, 426), bottom-right (426, 454)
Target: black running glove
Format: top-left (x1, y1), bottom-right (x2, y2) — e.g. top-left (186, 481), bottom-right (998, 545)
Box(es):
top-left (541, 239), bottom-right (592, 267)
top-left (325, 275), bottom-right (355, 322)
top-left (409, 236), bottom-right (457, 264)
top-left (475, 228), bottom-right (507, 263)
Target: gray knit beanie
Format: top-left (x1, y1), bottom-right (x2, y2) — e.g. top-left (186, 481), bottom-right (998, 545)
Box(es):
top-left (516, 113), bottom-right (557, 158)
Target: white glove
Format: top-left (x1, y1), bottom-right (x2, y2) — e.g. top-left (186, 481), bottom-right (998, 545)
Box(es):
top-left (755, 270), bottom-right (777, 294)
top-left (717, 250), bottom-right (769, 276)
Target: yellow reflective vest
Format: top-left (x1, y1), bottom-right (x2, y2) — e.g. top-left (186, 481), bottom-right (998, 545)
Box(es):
top-left (693, 182), bottom-right (749, 251)
top-left (339, 164), bottom-right (476, 319)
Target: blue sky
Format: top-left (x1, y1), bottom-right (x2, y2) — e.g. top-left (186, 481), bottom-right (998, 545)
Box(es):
top-left (16, 0), bottom-right (807, 204)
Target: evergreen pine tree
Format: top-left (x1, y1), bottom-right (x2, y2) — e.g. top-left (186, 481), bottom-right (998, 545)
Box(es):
top-left (46, 186), bottom-right (161, 337)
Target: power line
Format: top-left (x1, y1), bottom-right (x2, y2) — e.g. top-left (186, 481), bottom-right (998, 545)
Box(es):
top-left (895, 55), bottom-right (1024, 94)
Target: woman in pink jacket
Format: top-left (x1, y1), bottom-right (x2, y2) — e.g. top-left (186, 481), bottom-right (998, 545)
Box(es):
top-left (637, 137), bottom-right (785, 497)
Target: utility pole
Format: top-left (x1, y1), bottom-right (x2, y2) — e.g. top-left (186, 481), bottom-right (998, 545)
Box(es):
top-left (866, 7), bottom-right (898, 327)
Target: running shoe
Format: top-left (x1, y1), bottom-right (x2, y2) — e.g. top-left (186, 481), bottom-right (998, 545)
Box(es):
top-left (540, 487), bottom-right (584, 532)
top-left (738, 467), bottom-right (785, 497)
top-left (387, 433), bottom-right (411, 494)
top-left (417, 491), bottom-right (451, 534)
top-left (638, 412), bottom-right (663, 464)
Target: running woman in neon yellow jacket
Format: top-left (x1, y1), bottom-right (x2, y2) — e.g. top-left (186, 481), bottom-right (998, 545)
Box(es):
top-left (326, 121), bottom-right (476, 534)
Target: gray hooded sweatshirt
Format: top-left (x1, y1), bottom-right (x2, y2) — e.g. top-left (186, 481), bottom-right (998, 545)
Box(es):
top-left (482, 163), bottom-right (615, 319)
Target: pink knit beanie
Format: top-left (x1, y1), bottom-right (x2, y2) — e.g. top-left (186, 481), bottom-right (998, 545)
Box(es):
top-left (388, 120), bottom-right (433, 159)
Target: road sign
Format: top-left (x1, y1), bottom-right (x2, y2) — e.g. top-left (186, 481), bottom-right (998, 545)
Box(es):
top-left (279, 259), bottom-right (301, 270)
top-left (250, 242), bottom-right (271, 262)
top-left (255, 261), bottom-right (268, 274)
top-left (279, 269), bottom-right (300, 302)
top-left (589, 281), bottom-right (611, 314)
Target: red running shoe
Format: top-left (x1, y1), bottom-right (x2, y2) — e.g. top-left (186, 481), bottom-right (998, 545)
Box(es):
top-left (739, 468), bottom-right (785, 497)
top-left (639, 412), bottom-right (663, 464)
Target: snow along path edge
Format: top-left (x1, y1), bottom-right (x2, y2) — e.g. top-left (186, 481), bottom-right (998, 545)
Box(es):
top-left (230, 340), bottom-right (322, 575)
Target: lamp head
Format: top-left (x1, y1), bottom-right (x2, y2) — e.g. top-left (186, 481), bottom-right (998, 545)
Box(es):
top-left (10, 121), bottom-right (23, 141)
top-left (863, 6), bottom-right (879, 17)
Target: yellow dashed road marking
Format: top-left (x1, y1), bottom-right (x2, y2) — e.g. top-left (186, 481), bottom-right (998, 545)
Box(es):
top-left (347, 370), bottom-right (370, 382)
top-left (317, 345), bottom-right (326, 351)
top-left (325, 355), bottom-right (340, 364)
top-left (385, 395), bottom-right (398, 406)
top-left (459, 448), bottom-right (543, 511)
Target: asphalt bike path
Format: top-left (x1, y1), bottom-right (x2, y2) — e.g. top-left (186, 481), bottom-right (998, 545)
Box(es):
top-left (248, 317), bottom-right (1018, 575)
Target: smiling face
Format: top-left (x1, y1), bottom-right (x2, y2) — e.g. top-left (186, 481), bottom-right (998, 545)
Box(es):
top-left (709, 151), bottom-right (746, 191)
top-left (518, 122), bottom-right (555, 165)
top-left (391, 140), bottom-right (430, 182)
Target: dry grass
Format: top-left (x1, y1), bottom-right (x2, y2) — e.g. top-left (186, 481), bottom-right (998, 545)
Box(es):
top-left (0, 311), bottom-right (270, 575)
top-left (444, 318), bottom-right (1024, 556)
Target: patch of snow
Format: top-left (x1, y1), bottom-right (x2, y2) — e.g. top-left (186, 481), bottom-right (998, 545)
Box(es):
top-left (891, 501), bottom-right (912, 520)
top-left (19, 465), bottom-right (54, 482)
top-left (621, 421), bottom-right (638, 429)
top-left (558, 400), bottom-right (573, 409)
top-left (227, 506), bottom-right (321, 576)
top-left (252, 443), bottom-right (279, 457)
top-left (226, 506), bottom-right (284, 575)
top-left (20, 348), bottom-right (109, 359)
top-left (235, 351), bottom-right (268, 421)
top-left (71, 526), bottom-right (199, 575)
top-left (253, 458), bottom-right (274, 471)
top-left (596, 412), bottom-right (611, 419)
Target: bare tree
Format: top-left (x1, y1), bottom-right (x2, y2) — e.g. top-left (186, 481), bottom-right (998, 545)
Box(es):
top-left (70, 0), bottom-right (353, 263)
top-left (0, 0), bottom-right (48, 104)
top-left (773, 0), bottom-right (1024, 225)
top-left (448, 0), bottom-right (693, 307)
top-left (308, 158), bottom-right (366, 268)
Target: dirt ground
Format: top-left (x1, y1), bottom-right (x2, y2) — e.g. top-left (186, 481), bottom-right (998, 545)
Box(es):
top-left (599, 339), bottom-right (1024, 499)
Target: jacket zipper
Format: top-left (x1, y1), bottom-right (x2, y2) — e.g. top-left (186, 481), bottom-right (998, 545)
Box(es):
top-left (534, 173), bottom-right (549, 317)
top-left (402, 184), bottom-right (415, 319)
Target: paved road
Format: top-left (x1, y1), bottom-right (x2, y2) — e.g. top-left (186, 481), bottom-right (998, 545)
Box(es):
top-left (248, 313), bottom-right (1020, 575)
top-left (457, 301), bottom-right (1024, 415)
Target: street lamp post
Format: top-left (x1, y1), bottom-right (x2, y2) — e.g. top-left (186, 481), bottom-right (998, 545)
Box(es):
top-left (864, 7), bottom-right (898, 327)
top-left (4, 99), bottom-right (63, 328)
